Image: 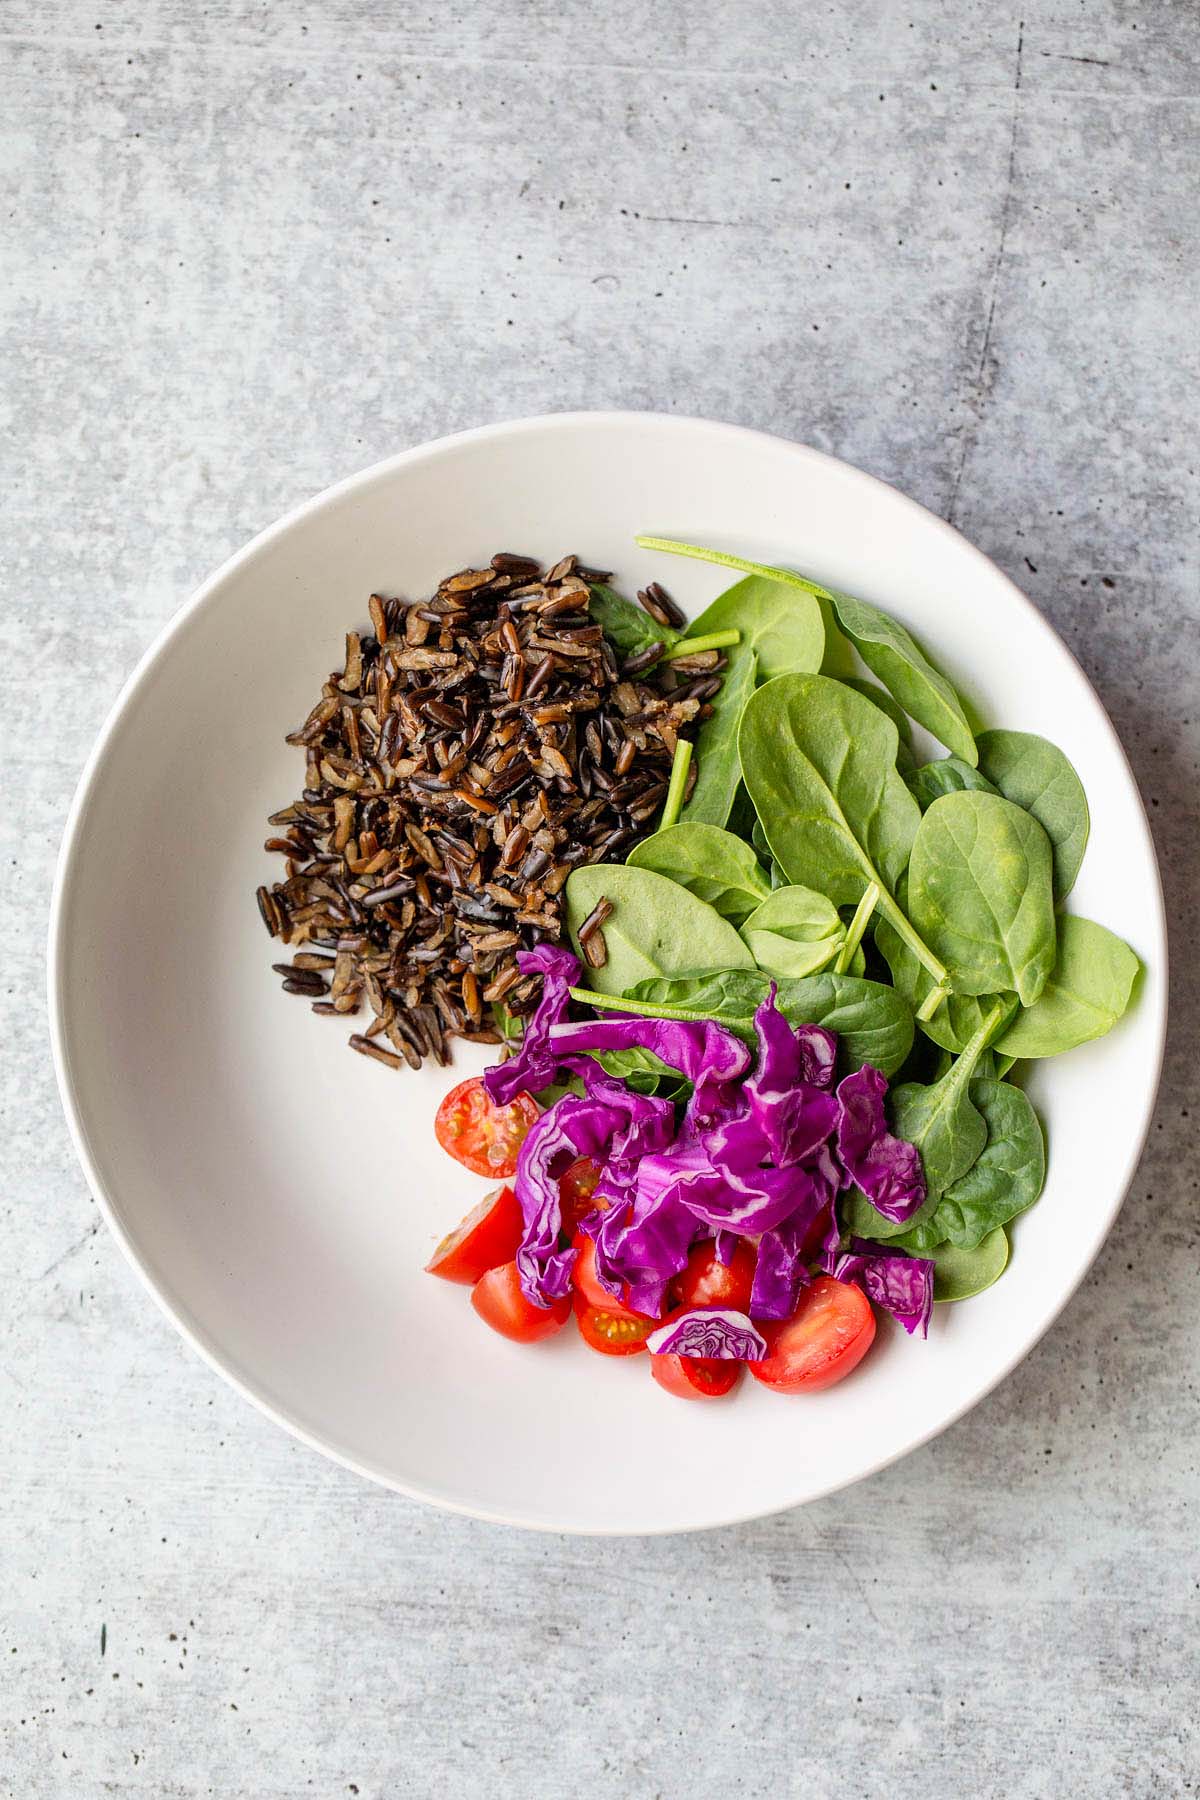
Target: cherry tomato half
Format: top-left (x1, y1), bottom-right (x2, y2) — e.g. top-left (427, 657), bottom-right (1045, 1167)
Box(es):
top-left (570, 1233), bottom-right (647, 1321)
top-left (435, 1077), bottom-right (538, 1179)
top-left (471, 1260), bottom-right (571, 1343)
top-left (559, 1156), bottom-right (603, 1235)
top-left (650, 1353), bottom-right (741, 1400)
top-left (573, 1294), bottom-right (655, 1357)
top-left (748, 1276), bottom-right (876, 1394)
top-left (425, 1184), bottom-right (523, 1286)
top-left (670, 1239), bottom-right (756, 1313)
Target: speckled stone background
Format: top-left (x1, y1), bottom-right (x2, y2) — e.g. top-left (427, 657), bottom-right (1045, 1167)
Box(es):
top-left (3, 2), bottom-right (1197, 1794)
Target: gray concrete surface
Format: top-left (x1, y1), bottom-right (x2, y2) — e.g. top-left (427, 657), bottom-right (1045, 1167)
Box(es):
top-left (2, 2), bottom-right (1197, 1794)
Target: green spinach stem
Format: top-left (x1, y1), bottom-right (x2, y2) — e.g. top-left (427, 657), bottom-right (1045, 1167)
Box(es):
top-left (661, 629), bottom-right (741, 660)
top-left (877, 890), bottom-right (950, 989)
top-left (916, 985), bottom-right (949, 1022)
top-left (568, 985), bottom-right (708, 1023)
top-left (636, 535), bottom-right (830, 600)
top-left (834, 881), bottom-right (880, 975)
top-left (659, 738), bottom-right (693, 831)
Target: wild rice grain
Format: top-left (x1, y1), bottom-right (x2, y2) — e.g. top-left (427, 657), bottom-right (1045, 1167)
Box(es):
top-left (349, 1034), bottom-right (406, 1070)
top-left (581, 926), bottom-right (608, 969)
top-left (577, 897), bottom-right (614, 946)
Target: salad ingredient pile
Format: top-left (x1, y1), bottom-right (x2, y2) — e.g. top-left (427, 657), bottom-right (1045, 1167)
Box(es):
top-left (429, 943), bottom-right (935, 1400)
top-left (425, 535), bottom-right (1142, 1401)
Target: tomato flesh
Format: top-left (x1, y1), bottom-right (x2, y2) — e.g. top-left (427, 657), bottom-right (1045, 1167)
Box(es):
top-left (434, 1077), bottom-right (538, 1178)
top-left (570, 1233), bottom-right (647, 1320)
top-left (425, 1184), bottom-right (523, 1285)
top-left (748, 1275), bottom-right (876, 1393)
top-left (573, 1295), bottom-right (654, 1357)
top-left (650, 1353), bottom-right (741, 1400)
top-left (471, 1260), bottom-right (570, 1343)
top-left (559, 1156), bottom-right (603, 1234)
top-left (671, 1239), bottom-right (756, 1313)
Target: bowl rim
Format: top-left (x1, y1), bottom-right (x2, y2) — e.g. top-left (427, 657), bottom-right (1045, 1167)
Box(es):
top-left (46, 409), bottom-right (1169, 1532)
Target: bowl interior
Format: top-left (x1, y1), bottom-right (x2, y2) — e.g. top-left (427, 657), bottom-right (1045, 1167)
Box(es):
top-left (51, 414), bottom-right (1166, 1531)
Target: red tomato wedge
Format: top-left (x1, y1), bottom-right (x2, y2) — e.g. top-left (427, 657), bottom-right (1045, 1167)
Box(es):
top-left (671, 1239), bottom-right (756, 1313)
top-left (435, 1077), bottom-right (538, 1178)
top-left (573, 1295), bottom-right (654, 1357)
top-left (559, 1156), bottom-right (603, 1234)
top-left (471, 1260), bottom-right (570, 1343)
top-left (650, 1353), bottom-right (741, 1400)
top-left (748, 1276), bottom-right (876, 1394)
top-left (570, 1233), bottom-right (647, 1321)
top-left (425, 1184), bottom-right (523, 1285)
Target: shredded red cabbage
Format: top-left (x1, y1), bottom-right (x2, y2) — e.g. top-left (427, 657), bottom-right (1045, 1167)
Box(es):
top-left (549, 1012), bottom-right (749, 1124)
top-left (794, 1022), bottom-right (839, 1091)
top-left (835, 1065), bottom-right (926, 1223)
top-left (491, 965), bottom-right (929, 1330)
top-left (483, 943), bottom-right (579, 1106)
top-left (748, 1143), bottom-right (842, 1319)
top-left (646, 1308), bottom-right (767, 1360)
top-left (738, 989), bottom-right (841, 1165)
top-left (825, 1239), bottom-right (935, 1338)
top-left (514, 1083), bottom-right (673, 1307)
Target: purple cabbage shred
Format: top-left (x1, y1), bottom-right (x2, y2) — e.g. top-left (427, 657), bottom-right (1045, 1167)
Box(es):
top-left (835, 1065), bottom-right (926, 1223)
top-left (645, 1308), bottom-right (767, 1361)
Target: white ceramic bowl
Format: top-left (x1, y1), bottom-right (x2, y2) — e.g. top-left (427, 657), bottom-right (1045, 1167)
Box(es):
top-left (49, 413), bottom-right (1166, 1533)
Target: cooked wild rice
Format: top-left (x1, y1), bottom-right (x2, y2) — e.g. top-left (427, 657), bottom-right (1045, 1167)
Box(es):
top-left (257, 553), bottom-right (713, 1069)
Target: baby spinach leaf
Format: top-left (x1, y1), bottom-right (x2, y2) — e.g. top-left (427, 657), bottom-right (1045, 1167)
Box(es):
top-left (740, 885), bottom-right (845, 979)
top-left (843, 1185), bottom-right (937, 1244)
top-left (767, 973), bottom-right (914, 1073)
top-left (592, 1045), bottom-right (692, 1100)
top-left (931, 1229), bottom-right (1009, 1302)
top-left (627, 822), bottom-right (771, 925)
top-left (843, 678), bottom-right (917, 774)
top-left (884, 1077), bottom-right (1044, 1251)
top-left (995, 914), bottom-right (1141, 1058)
top-left (818, 600), bottom-right (858, 678)
top-left (889, 1070), bottom-right (985, 1203)
top-left (888, 999), bottom-right (1013, 1199)
top-left (683, 573), bottom-right (825, 680)
top-left (635, 535), bottom-right (975, 759)
top-left (739, 674), bottom-right (918, 900)
top-left (533, 1076), bottom-right (586, 1110)
top-left (906, 791), bottom-right (1057, 1004)
top-left (678, 644), bottom-right (757, 827)
top-left (842, 677), bottom-right (914, 745)
top-left (739, 674), bottom-right (946, 984)
top-left (825, 591), bottom-right (978, 764)
top-left (587, 582), bottom-right (681, 659)
top-left (875, 900), bottom-right (1016, 1056)
top-left (975, 728), bottom-right (1090, 898)
top-left (598, 969), bottom-right (914, 1075)
top-left (565, 864), bottom-right (755, 997)
top-left (906, 757), bottom-right (997, 811)
top-left (935, 1079), bottom-right (1045, 1247)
